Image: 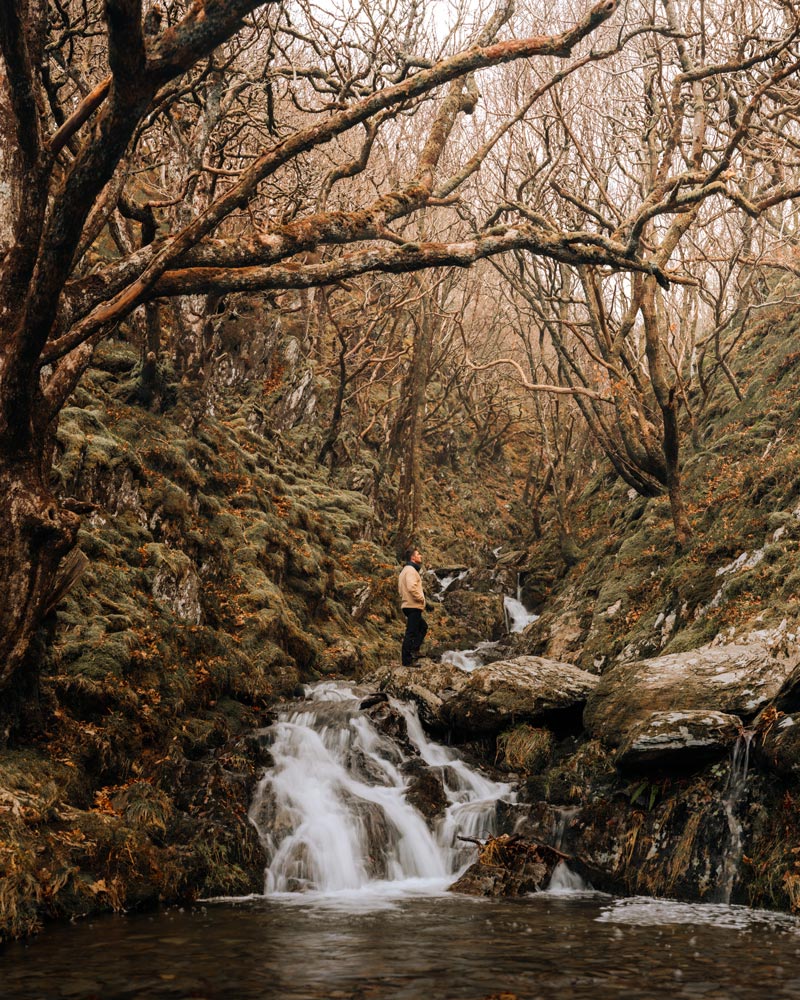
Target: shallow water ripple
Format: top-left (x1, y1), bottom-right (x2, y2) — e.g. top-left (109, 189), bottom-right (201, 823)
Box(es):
top-left (5, 893), bottom-right (800, 999)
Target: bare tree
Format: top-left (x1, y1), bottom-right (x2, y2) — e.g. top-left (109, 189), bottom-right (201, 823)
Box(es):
top-left (0, 0), bottom-right (634, 689)
top-left (482, 0), bottom-right (800, 547)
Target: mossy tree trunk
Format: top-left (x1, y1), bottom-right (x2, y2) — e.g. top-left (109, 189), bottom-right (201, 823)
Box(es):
top-left (640, 278), bottom-right (693, 549)
top-left (0, 442), bottom-right (80, 692)
top-left (395, 283), bottom-right (435, 556)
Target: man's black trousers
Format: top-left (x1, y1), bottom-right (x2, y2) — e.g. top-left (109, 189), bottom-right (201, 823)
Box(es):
top-left (401, 608), bottom-right (428, 665)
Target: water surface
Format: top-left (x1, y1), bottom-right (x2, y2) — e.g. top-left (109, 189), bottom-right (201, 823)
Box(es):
top-left (5, 891), bottom-right (800, 999)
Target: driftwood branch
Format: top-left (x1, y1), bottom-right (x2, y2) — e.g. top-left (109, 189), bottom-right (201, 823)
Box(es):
top-left (457, 834), bottom-right (572, 860)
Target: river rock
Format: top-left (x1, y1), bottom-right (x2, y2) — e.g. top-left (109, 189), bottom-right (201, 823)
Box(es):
top-left (442, 656), bottom-right (599, 737)
top-left (448, 834), bottom-right (552, 897)
top-left (401, 759), bottom-right (448, 823)
top-left (584, 642), bottom-right (796, 747)
top-left (614, 710), bottom-right (743, 772)
top-left (362, 660), bottom-right (468, 731)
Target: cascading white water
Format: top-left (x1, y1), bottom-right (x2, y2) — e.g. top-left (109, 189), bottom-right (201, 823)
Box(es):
top-left (248, 681), bottom-right (514, 897)
top-left (503, 575), bottom-right (539, 633)
top-left (441, 640), bottom-right (502, 673)
top-left (434, 568), bottom-right (468, 601)
top-left (503, 595), bottom-right (539, 633)
top-left (712, 730), bottom-right (754, 904)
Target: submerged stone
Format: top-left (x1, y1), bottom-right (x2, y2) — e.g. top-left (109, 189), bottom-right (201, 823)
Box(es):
top-left (443, 656), bottom-right (599, 737)
top-left (584, 642), bottom-right (796, 747)
top-left (614, 710), bottom-right (742, 772)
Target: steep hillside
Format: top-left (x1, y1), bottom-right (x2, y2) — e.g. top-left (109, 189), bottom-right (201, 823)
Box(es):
top-left (8, 291), bottom-right (800, 938)
top-left (517, 297), bottom-right (800, 670)
top-left (0, 337), bottom-right (521, 940)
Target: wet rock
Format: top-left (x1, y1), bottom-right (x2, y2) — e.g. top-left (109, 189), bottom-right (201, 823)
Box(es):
top-left (448, 834), bottom-right (553, 897)
top-left (443, 656), bottom-right (599, 737)
top-left (441, 589), bottom-right (506, 644)
top-left (362, 699), bottom-right (415, 755)
top-left (584, 642), bottom-right (796, 748)
top-left (755, 714), bottom-right (800, 781)
top-left (401, 759), bottom-right (448, 823)
top-left (364, 660), bottom-right (469, 731)
top-left (359, 692), bottom-right (388, 710)
top-left (614, 710), bottom-right (743, 773)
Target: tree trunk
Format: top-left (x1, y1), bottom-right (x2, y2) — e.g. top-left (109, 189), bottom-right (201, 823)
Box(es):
top-left (317, 328), bottom-right (348, 469)
top-left (135, 302), bottom-right (162, 406)
top-left (641, 280), bottom-right (693, 548)
top-left (0, 457), bottom-right (79, 691)
top-left (395, 285), bottom-right (435, 556)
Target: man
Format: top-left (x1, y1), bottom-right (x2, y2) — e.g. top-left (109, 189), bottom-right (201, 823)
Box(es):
top-left (398, 545), bottom-right (428, 666)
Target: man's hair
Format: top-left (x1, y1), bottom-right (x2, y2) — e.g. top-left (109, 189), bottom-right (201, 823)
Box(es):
top-left (404, 544), bottom-right (418, 563)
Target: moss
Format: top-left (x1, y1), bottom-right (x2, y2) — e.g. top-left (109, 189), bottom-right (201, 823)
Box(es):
top-left (497, 726), bottom-right (553, 774)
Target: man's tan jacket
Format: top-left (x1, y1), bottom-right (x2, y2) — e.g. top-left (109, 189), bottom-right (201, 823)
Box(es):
top-left (398, 564), bottom-right (425, 610)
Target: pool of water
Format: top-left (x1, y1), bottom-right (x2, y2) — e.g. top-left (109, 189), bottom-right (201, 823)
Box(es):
top-left (5, 889), bottom-right (800, 999)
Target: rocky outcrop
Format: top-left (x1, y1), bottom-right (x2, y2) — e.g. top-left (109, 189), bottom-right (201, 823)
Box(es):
top-left (441, 589), bottom-right (506, 645)
top-left (364, 660), bottom-right (468, 731)
top-left (755, 714), bottom-right (800, 781)
top-left (614, 710), bottom-right (743, 772)
top-left (448, 834), bottom-right (555, 897)
top-left (443, 656), bottom-right (599, 737)
top-left (584, 642), bottom-right (796, 747)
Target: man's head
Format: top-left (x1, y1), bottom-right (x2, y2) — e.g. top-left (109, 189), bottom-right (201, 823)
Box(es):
top-left (404, 544), bottom-right (422, 567)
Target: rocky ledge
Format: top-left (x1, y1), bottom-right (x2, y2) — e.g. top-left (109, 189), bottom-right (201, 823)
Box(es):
top-left (367, 637), bottom-right (800, 909)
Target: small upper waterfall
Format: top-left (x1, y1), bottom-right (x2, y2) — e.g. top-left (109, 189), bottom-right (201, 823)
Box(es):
top-left (248, 681), bottom-right (514, 897)
top-left (441, 640), bottom-right (502, 673)
top-left (503, 595), bottom-right (539, 633)
top-left (712, 730), bottom-right (755, 904)
top-left (504, 575), bottom-right (539, 633)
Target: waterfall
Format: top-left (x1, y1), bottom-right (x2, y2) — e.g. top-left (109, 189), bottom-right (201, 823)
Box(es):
top-left (434, 568), bottom-right (468, 601)
top-left (712, 730), bottom-right (754, 905)
top-left (503, 575), bottom-right (539, 633)
top-left (249, 681), bottom-right (514, 897)
top-left (441, 640), bottom-right (502, 673)
top-left (545, 805), bottom-right (588, 892)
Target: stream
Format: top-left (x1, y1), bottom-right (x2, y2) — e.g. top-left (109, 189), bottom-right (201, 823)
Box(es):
top-left (6, 892), bottom-right (800, 998)
top-left (5, 679), bottom-right (800, 998)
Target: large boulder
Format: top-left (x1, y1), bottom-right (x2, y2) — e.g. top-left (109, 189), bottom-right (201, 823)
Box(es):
top-left (614, 710), bottom-right (743, 773)
top-left (441, 590), bottom-right (506, 644)
top-left (362, 660), bottom-right (469, 731)
top-left (442, 656), bottom-right (599, 737)
top-left (584, 642), bottom-right (796, 747)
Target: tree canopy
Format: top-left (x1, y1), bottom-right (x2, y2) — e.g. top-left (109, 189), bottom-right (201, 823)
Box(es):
top-left (3, 0), bottom-right (800, 687)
